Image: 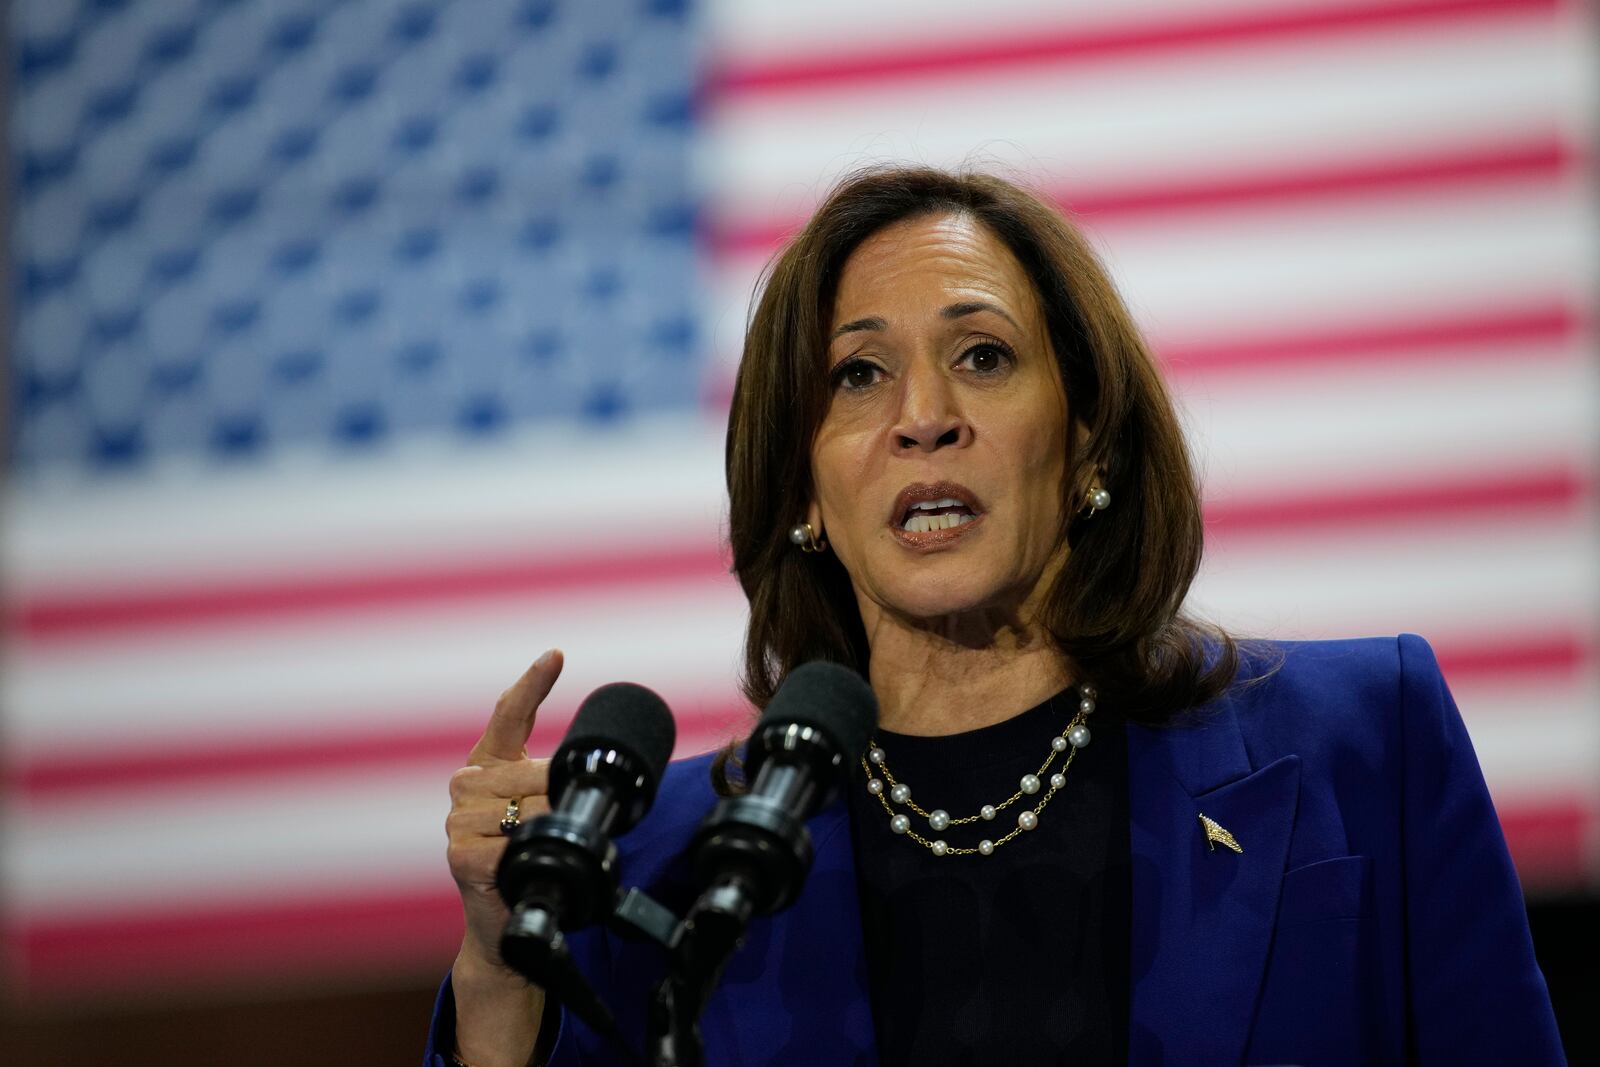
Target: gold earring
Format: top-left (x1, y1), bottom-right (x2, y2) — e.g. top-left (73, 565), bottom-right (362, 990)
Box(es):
top-left (1081, 486), bottom-right (1111, 519)
top-left (789, 522), bottom-right (828, 553)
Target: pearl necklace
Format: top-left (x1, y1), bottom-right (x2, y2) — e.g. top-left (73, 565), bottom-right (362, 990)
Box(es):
top-left (861, 685), bottom-right (1097, 857)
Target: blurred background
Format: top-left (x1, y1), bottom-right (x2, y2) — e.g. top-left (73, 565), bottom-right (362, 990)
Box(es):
top-left (2, 0), bottom-right (1595, 1062)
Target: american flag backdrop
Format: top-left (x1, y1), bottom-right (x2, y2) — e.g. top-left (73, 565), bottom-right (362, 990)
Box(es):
top-left (3, 0), bottom-right (1597, 1005)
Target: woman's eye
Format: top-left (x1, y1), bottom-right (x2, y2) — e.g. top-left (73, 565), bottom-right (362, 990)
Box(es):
top-left (832, 359), bottom-right (884, 390)
top-left (961, 342), bottom-right (1012, 374)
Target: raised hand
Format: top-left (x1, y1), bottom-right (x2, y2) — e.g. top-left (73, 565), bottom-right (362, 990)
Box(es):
top-left (446, 648), bottom-right (564, 1065)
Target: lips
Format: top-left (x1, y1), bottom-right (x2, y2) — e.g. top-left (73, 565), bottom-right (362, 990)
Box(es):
top-left (889, 481), bottom-right (985, 548)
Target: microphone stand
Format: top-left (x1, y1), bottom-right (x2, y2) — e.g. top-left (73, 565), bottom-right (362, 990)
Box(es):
top-left (646, 874), bottom-right (756, 1067)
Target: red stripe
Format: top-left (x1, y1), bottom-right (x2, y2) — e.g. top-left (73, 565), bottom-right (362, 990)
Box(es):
top-left (1434, 632), bottom-right (1593, 681)
top-left (3, 721), bottom-right (478, 797)
top-left (10, 795), bottom-right (1591, 996)
top-left (8, 466), bottom-right (1589, 642)
top-left (1063, 137), bottom-right (1571, 222)
top-left (708, 0), bottom-right (1558, 97)
top-left (707, 136), bottom-right (1574, 259)
top-left (1499, 797), bottom-right (1596, 886)
top-left (1158, 300), bottom-right (1585, 378)
top-left (7, 886), bottom-right (466, 997)
top-left (1204, 464), bottom-right (1587, 537)
top-left (11, 543), bottom-right (731, 639)
top-left (3, 703), bottom-right (748, 798)
top-left (7, 626), bottom-right (1592, 800)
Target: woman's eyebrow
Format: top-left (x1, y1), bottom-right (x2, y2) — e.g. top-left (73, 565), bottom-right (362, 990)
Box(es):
top-left (942, 300), bottom-right (1020, 330)
top-left (830, 302), bottom-right (1019, 342)
top-left (830, 316), bottom-right (886, 341)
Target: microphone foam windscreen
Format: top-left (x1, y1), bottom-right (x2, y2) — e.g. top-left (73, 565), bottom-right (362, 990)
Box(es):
top-left (562, 682), bottom-right (677, 788)
top-left (760, 661), bottom-right (878, 758)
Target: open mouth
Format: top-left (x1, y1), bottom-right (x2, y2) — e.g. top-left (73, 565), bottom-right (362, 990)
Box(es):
top-left (890, 482), bottom-right (984, 541)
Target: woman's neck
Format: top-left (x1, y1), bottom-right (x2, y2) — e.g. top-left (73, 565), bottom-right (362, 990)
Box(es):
top-left (863, 608), bottom-right (1075, 736)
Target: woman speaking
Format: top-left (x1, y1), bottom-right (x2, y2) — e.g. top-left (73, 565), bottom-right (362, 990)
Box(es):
top-left (429, 167), bottom-right (1564, 1065)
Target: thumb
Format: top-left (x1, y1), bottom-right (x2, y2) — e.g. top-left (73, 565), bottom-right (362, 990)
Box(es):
top-left (469, 649), bottom-right (564, 764)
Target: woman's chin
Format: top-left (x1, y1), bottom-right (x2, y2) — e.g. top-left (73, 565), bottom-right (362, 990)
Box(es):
top-left (871, 577), bottom-right (1018, 632)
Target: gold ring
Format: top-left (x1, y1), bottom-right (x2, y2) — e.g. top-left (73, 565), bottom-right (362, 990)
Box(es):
top-left (499, 797), bottom-right (521, 835)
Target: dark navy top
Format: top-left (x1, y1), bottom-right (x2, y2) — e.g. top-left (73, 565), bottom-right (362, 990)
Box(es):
top-left (848, 688), bottom-right (1131, 1066)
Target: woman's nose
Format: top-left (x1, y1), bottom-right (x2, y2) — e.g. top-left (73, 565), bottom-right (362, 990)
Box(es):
top-left (890, 364), bottom-right (973, 453)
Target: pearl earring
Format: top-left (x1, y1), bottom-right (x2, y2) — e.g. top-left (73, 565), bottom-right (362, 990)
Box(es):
top-left (789, 522), bottom-right (828, 553)
top-left (1082, 486), bottom-right (1111, 518)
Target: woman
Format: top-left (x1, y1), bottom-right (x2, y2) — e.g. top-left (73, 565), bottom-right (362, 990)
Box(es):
top-left (430, 167), bottom-right (1564, 1066)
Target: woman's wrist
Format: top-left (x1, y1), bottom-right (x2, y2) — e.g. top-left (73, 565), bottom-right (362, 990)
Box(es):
top-left (452, 948), bottom-right (544, 1067)
top-left (455, 928), bottom-right (521, 983)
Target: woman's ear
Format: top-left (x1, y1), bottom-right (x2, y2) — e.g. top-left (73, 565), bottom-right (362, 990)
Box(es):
top-left (1071, 417), bottom-right (1093, 457)
top-left (806, 499), bottom-right (824, 536)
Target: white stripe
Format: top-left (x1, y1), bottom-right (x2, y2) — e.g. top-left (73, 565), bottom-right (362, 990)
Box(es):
top-left (1192, 519), bottom-right (1599, 639)
top-left (3, 578), bottom-right (750, 751)
top-left (1, 417), bottom-right (728, 593)
top-left (706, 0), bottom-right (1490, 61)
top-left (1467, 693), bottom-right (1600, 803)
top-left (2, 764), bottom-right (468, 918)
top-left (1081, 184), bottom-right (1596, 341)
top-left (1176, 350), bottom-right (1599, 499)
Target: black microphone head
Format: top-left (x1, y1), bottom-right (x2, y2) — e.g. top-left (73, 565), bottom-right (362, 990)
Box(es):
top-left (757, 661), bottom-right (878, 762)
top-left (499, 684), bottom-right (674, 935)
top-left (557, 682), bottom-right (677, 788)
top-left (690, 662), bottom-right (877, 915)
top-left (549, 683), bottom-right (676, 834)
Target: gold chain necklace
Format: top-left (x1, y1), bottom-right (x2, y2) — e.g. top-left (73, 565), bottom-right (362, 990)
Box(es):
top-left (861, 685), bottom-right (1097, 857)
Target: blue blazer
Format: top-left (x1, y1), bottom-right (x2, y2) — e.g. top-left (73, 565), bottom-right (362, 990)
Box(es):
top-left (428, 635), bottom-right (1565, 1065)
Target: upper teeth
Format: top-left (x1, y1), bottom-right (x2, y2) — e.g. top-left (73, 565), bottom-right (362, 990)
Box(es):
top-left (909, 497), bottom-right (964, 511)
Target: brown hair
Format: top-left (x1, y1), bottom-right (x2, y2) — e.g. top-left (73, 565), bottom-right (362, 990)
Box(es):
top-left (715, 165), bottom-right (1240, 791)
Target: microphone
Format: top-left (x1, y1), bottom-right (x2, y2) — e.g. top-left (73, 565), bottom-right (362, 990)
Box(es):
top-left (688, 660), bottom-right (877, 933)
top-left (496, 682), bottom-right (675, 1027)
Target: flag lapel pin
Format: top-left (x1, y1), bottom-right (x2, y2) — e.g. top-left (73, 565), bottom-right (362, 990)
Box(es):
top-left (1198, 813), bottom-right (1243, 853)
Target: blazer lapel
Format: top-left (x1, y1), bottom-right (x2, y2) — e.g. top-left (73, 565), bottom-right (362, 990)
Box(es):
top-left (1127, 711), bottom-right (1301, 1065)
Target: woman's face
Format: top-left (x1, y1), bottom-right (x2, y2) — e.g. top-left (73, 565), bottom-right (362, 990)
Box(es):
top-left (809, 212), bottom-right (1072, 630)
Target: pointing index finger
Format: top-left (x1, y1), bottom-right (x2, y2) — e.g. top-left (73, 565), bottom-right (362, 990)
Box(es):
top-left (470, 649), bottom-right (563, 764)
